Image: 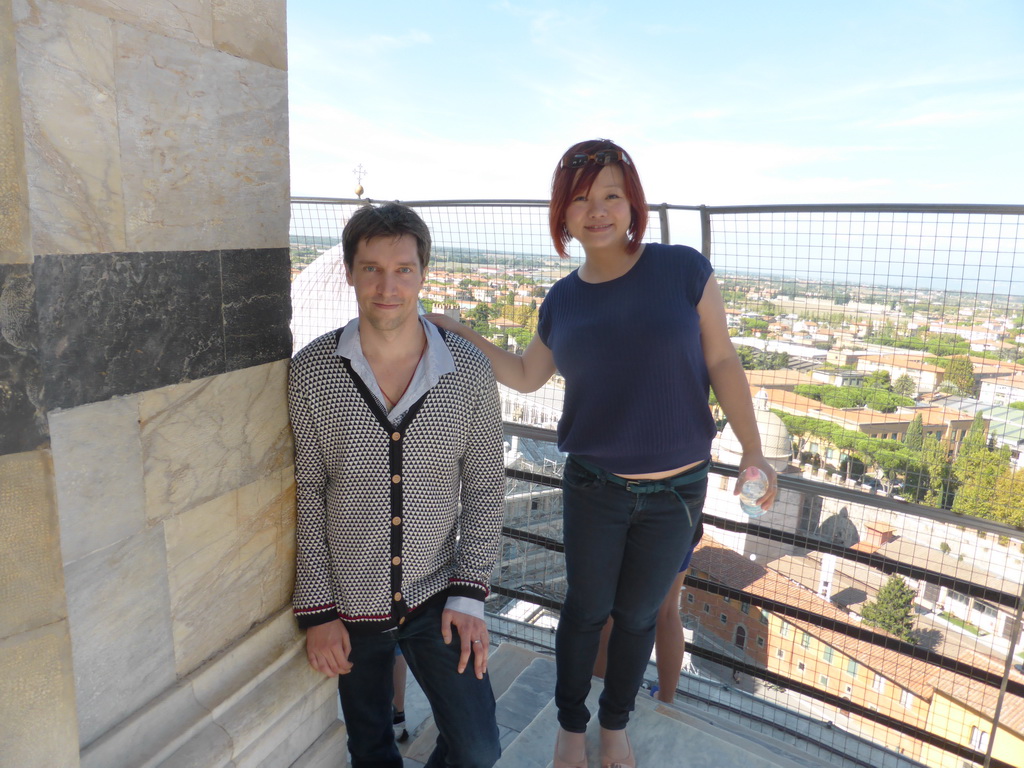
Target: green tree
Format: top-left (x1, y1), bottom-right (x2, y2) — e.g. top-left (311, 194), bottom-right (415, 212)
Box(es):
top-left (465, 304), bottom-right (493, 333)
top-left (860, 575), bottom-right (917, 642)
top-left (893, 374), bottom-right (916, 398)
top-left (944, 356), bottom-right (977, 396)
top-left (921, 434), bottom-right (953, 508)
top-left (904, 414), bottom-right (924, 451)
top-left (864, 370), bottom-right (892, 391)
top-left (994, 468), bottom-right (1024, 528)
top-left (952, 413), bottom-right (1011, 519)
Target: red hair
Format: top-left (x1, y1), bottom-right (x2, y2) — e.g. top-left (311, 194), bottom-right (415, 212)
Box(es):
top-left (548, 139), bottom-right (648, 258)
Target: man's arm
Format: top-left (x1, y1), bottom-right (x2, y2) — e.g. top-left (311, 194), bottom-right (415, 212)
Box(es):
top-left (288, 360), bottom-right (347, 670)
top-left (450, 361), bottom-right (505, 599)
top-left (443, 358), bottom-right (505, 677)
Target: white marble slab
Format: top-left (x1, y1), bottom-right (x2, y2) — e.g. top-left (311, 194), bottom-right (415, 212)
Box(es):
top-left (213, 0), bottom-right (286, 70)
top-left (50, 395), bottom-right (147, 564)
top-left (65, 524), bottom-right (177, 746)
top-left (164, 465), bottom-right (295, 675)
top-left (115, 23), bottom-right (289, 253)
top-left (140, 360), bottom-right (291, 523)
top-left (61, 0), bottom-right (213, 48)
top-left (13, 0), bottom-right (127, 256)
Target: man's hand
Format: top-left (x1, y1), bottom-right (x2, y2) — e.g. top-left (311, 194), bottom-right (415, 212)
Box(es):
top-left (306, 619), bottom-right (353, 677)
top-left (441, 608), bottom-right (489, 679)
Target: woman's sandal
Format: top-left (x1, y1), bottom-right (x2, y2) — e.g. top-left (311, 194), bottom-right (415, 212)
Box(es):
top-left (600, 729), bottom-right (635, 768)
top-left (553, 727), bottom-right (589, 768)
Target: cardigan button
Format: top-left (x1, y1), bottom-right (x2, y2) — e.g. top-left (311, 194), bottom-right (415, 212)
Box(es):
top-left (392, 556), bottom-right (401, 566)
top-left (392, 474), bottom-right (401, 484)
top-left (392, 516), bottom-right (401, 526)
top-left (399, 616), bottom-right (406, 625)
top-left (394, 592), bottom-right (402, 602)
top-left (391, 431), bottom-right (401, 441)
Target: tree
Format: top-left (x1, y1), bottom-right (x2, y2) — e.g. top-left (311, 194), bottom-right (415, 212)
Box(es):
top-left (921, 434), bottom-right (953, 508)
top-left (904, 414), bottom-right (924, 451)
top-left (465, 304), bottom-right (493, 333)
top-left (952, 413), bottom-right (1012, 520)
top-left (893, 374), bottom-right (916, 398)
top-left (860, 575), bottom-right (917, 643)
top-left (944, 356), bottom-right (977, 397)
top-left (864, 370), bottom-right (892, 391)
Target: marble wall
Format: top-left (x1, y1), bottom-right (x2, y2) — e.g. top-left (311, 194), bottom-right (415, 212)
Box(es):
top-left (0, 1), bottom-right (322, 766)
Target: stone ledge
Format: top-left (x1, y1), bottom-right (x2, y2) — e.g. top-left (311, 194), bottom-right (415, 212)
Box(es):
top-left (81, 608), bottom-right (336, 768)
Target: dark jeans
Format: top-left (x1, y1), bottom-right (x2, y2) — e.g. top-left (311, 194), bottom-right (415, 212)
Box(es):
top-left (336, 601), bottom-right (500, 768)
top-left (555, 456), bottom-right (707, 732)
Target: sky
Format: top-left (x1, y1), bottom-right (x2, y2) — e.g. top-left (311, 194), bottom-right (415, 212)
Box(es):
top-left (286, 1), bottom-right (1024, 208)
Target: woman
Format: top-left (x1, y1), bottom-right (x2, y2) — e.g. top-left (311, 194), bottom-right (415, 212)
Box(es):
top-left (429, 139), bottom-right (776, 768)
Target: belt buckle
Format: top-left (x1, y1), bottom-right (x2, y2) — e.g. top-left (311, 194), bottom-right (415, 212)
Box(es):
top-left (625, 479), bottom-right (642, 491)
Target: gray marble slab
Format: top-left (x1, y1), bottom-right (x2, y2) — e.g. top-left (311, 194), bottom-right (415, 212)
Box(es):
top-left (33, 248), bottom-right (291, 410)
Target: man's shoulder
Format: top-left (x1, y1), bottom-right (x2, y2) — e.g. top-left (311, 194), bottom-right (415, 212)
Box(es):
top-left (291, 329), bottom-right (344, 371)
top-left (442, 331), bottom-right (493, 372)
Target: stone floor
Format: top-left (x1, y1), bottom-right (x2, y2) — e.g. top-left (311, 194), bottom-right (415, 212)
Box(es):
top-left (289, 641), bottom-right (926, 768)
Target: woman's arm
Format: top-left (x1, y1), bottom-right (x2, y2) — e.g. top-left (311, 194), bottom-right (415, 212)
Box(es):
top-left (425, 313), bottom-right (556, 393)
top-left (697, 276), bottom-right (778, 509)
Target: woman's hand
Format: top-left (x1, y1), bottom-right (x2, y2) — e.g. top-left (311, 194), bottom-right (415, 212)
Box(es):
top-left (734, 455), bottom-right (778, 511)
top-left (424, 312), bottom-right (468, 337)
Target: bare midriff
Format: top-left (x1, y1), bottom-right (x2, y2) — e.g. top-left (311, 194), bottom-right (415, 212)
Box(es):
top-left (615, 458), bottom-right (706, 481)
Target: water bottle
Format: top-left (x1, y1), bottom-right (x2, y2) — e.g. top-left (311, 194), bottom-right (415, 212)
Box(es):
top-left (739, 467), bottom-right (768, 518)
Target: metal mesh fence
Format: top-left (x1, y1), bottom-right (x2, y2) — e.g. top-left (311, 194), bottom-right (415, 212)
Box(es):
top-left (290, 197), bottom-right (1024, 768)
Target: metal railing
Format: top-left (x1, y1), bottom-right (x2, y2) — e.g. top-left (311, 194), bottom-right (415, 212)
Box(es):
top-left (291, 197), bottom-right (1024, 768)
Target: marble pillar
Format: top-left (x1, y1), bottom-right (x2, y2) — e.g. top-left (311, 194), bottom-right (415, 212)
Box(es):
top-left (0, 1), bottom-right (334, 766)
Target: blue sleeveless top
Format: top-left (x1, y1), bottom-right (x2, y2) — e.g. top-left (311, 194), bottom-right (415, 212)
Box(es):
top-left (537, 243), bottom-right (717, 474)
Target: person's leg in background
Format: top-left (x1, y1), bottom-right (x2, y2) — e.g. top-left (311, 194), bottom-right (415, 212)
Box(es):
top-left (392, 647), bottom-right (409, 742)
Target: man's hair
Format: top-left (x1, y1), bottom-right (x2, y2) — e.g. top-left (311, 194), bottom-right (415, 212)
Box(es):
top-left (342, 203), bottom-right (431, 272)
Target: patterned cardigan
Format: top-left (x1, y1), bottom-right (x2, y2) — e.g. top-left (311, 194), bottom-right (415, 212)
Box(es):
top-left (288, 328), bottom-right (505, 634)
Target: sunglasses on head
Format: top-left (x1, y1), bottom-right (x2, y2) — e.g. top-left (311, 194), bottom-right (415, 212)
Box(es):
top-left (560, 149), bottom-right (630, 169)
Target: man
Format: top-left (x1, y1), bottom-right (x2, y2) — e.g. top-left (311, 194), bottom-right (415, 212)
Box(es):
top-left (289, 203), bottom-right (504, 768)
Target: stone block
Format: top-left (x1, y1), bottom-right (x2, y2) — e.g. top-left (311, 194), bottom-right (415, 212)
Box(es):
top-left (0, 621), bottom-right (79, 768)
top-left (59, 0), bottom-right (213, 48)
top-left (222, 248), bottom-right (293, 371)
top-left (13, 0), bottom-right (127, 256)
top-left (115, 24), bottom-right (288, 253)
top-left (0, 449), bottom-right (65, 639)
top-left (49, 395), bottom-right (147, 563)
top-left (141, 360), bottom-right (292, 522)
top-left (213, 0), bottom-right (286, 70)
top-left (34, 250), bottom-right (225, 410)
top-left (0, 266), bottom-right (45, 453)
top-left (65, 524), bottom-right (177, 747)
top-left (164, 465), bottom-right (295, 675)
top-left (0, 0), bottom-right (29, 265)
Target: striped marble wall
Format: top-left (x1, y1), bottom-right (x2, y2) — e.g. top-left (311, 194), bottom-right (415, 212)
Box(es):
top-left (0, 2), bottom-right (336, 766)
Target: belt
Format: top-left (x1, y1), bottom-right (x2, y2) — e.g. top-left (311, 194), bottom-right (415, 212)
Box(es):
top-left (568, 455), bottom-right (709, 529)
top-left (570, 455), bottom-right (709, 493)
